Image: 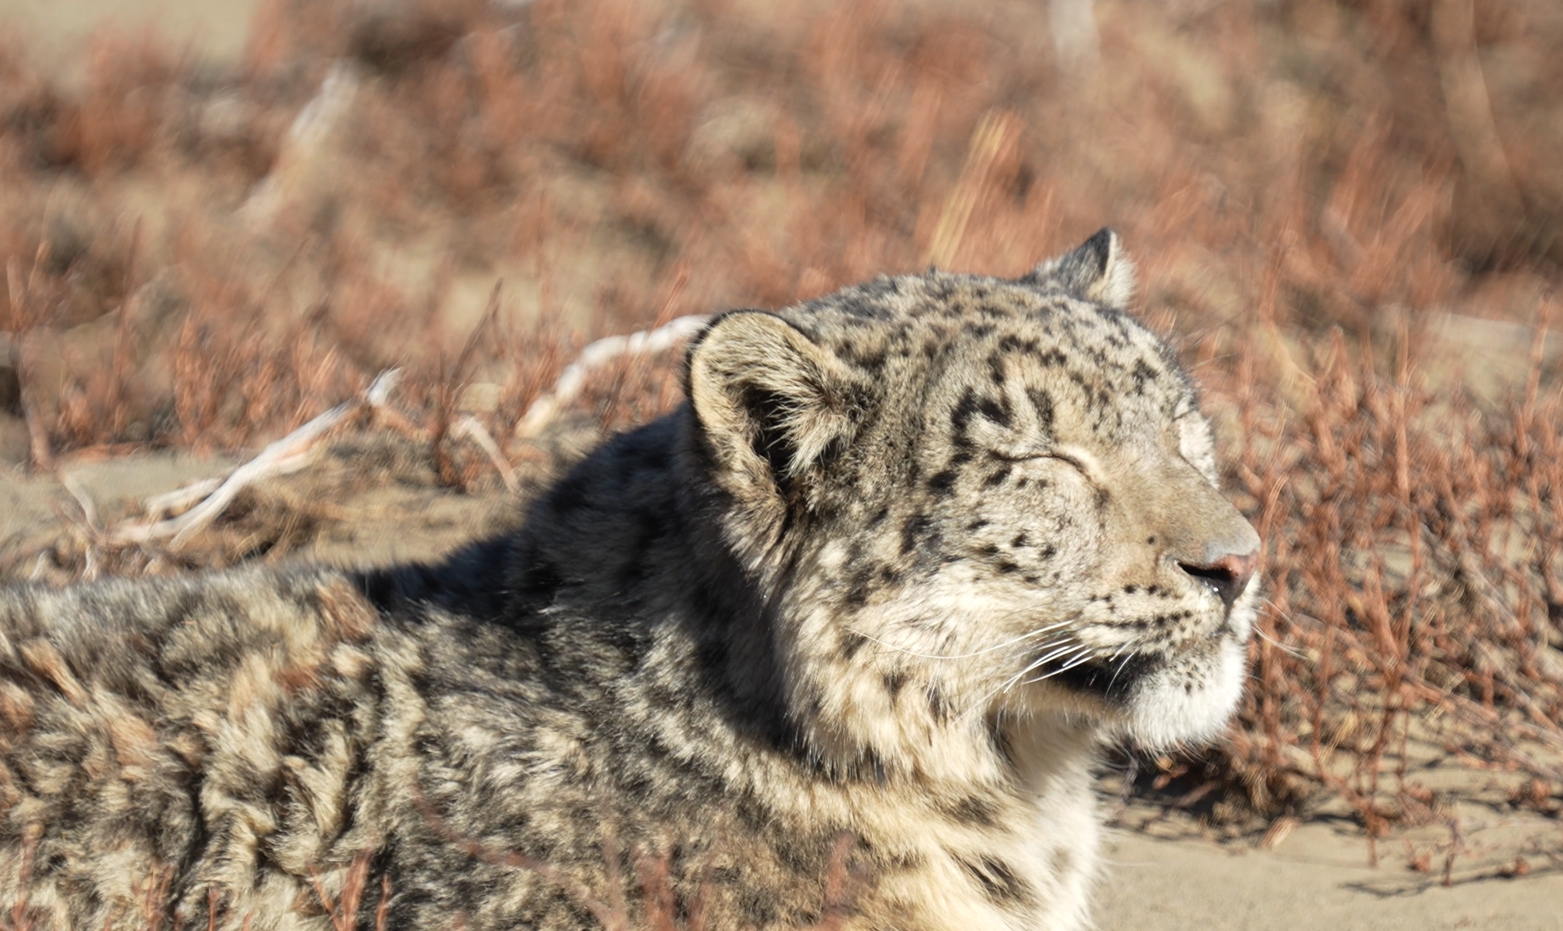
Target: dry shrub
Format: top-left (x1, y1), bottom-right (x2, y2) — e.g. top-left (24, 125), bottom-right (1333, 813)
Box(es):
top-left (1206, 319), bottom-right (1563, 840)
top-left (0, 0), bottom-right (1561, 839)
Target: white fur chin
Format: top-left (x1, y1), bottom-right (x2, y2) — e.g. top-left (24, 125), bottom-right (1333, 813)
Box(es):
top-left (1119, 638), bottom-right (1245, 751)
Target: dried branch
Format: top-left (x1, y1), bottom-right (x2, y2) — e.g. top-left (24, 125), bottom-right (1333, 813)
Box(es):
top-left (109, 370), bottom-right (402, 549)
top-left (451, 416), bottom-right (519, 493)
top-left (514, 315), bottom-right (709, 441)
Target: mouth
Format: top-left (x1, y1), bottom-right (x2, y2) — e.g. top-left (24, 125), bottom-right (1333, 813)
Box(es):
top-left (1038, 651), bottom-right (1161, 704)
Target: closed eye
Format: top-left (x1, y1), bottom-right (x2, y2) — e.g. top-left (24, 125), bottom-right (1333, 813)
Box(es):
top-left (989, 449), bottom-right (1094, 479)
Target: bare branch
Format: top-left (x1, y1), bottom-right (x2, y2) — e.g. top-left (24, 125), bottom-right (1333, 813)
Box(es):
top-left (514, 315), bottom-right (709, 441)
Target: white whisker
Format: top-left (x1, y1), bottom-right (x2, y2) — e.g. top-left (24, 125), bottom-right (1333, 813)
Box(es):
top-left (1025, 647), bottom-right (1099, 685)
top-left (845, 621), bottom-right (1072, 661)
top-left (1252, 624), bottom-right (1305, 660)
top-left (955, 641), bottom-right (1080, 724)
top-left (1105, 650), bottom-right (1138, 696)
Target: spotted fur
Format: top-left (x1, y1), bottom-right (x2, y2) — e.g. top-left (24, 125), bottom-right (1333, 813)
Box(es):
top-left (0, 230), bottom-right (1259, 931)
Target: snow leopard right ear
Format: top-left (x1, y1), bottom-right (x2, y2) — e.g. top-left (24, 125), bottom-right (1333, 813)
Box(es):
top-left (1025, 227), bottom-right (1137, 307)
top-left (686, 310), bottom-right (865, 516)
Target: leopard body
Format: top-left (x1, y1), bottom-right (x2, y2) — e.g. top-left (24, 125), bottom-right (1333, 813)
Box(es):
top-left (0, 230), bottom-right (1260, 931)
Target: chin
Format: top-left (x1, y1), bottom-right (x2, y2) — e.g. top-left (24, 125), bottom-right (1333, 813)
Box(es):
top-left (1116, 637), bottom-right (1247, 752)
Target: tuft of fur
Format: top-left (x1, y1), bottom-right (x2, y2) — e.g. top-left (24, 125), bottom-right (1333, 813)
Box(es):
top-left (0, 230), bottom-right (1258, 931)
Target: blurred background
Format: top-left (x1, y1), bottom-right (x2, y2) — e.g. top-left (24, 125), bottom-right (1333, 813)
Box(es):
top-left (2, 0), bottom-right (1562, 924)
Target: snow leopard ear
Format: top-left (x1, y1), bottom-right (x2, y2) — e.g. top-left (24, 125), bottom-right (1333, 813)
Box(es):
top-left (686, 310), bottom-right (864, 508)
top-left (1026, 228), bottom-right (1136, 307)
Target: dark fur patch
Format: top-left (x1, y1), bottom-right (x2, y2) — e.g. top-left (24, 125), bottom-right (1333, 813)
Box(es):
top-left (951, 388), bottom-right (980, 434)
top-left (925, 684), bottom-right (951, 723)
top-left (840, 630), bottom-right (868, 660)
top-left (944, 795), bottom-right (1001, 828)
top-left (958, 855), bottom-right (1033, 906)
top-left (975, 395), bottom-right (1011, 427)
top-left (883, 671), bottom-right (908, 700)
top-left (1026, 388), bottom-right (1055, 433)
top-left (981, 466), bottom-right (1012, 488)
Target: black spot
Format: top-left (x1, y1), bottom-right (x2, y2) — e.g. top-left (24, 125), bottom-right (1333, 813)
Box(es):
top-left (966, 519), bottom-right (989, 531)
top-left (840, 630), bottom-right (868, 659)
top-left (1038, 348), bottom-right (1067, 367)
top-left (944, 796), bottom-right (1000, 827)
top-left (844, 578), bottom-right (871, 609)
top-left (867, 506), bottom-right (890, 527)
top-left (1026, 388), bottom-right (1055, 433)
top-left (1038, 545), bottom-right (1057, 560)
top-left (1131, 359), bottom-right (1158, 393)
top-left (977, 543), bottom-right (1001, 558)
top-left (986, 352), bottom-right (1007, 385)
top-left (951, 388), bottom-right (980, 433)
top-left (883, 671), bottom-right (908, 699)
top-left (927, 469), bottom-right (958, 497)
top-left (995, 560), bottom-right (1021, 574)
top-left (900, 514), bottom-right (933, 554)
top-left (862, 748), bottom-right (889, 784)
top-left (855, 349), bottom-right (888, 372)
top-left (926, 684), bottom-right (951, 723)
top-left (958, 856), bottom-right (1032, 906)
top-left (1011, 533), bottom-right (1028, 548)
top-left (976, 395), bottom-right (1011, 427)
top-left (981, 465), bottom-right (1012, 488)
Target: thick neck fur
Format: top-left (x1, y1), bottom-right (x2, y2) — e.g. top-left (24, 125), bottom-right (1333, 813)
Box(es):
top-left (486, 409), bottom-right (1101, 800)
top-left (382, 409), bottom-right (1107, 930)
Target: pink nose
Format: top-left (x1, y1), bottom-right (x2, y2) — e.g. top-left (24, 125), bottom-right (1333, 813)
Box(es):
top-left (1177, 549), bottom-right (1258, 610)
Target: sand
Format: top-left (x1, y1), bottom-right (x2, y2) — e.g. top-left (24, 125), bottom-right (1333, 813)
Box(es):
top-left (1100, 800), bottom-right (1563, 930)
top-left (5, 0), bottom-right (261, 77)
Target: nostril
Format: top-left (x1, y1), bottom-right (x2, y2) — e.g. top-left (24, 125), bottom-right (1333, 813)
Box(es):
top-left (1177, 551), bottom-right (1257, 610)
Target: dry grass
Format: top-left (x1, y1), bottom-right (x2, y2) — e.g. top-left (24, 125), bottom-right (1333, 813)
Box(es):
top-left (2, 0), bottom-right (1562, 883)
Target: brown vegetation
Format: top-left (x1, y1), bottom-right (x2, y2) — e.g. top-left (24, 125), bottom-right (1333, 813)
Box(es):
top-left (2, 0), bottom-right (1561, 873)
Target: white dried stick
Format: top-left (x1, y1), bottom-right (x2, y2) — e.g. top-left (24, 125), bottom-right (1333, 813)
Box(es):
top-left (452, 415), bottom-right (519, 493)
top-left (514, 314), bottom-right (709, 440)
top-left (111, 370), bottom-right (402, 549)
top-left (143, 478), bottom-right (224, 519)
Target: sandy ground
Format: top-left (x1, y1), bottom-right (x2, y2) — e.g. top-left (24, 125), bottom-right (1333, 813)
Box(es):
top-left (5, 0), bottom-right (261, 77)
top-left (4, 447), bottom-right (1562, 930)
top-left (1100, 815), bottom-right (1563, 931)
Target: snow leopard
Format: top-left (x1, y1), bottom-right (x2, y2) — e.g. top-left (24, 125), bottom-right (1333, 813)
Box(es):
top-left (0, 229), bottom-right (1260, 931)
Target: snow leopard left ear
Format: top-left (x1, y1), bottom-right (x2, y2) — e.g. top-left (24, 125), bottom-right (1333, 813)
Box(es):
top-left (686, 309), bottom-right (866, 516)
top-left (1025, 228), bottom-right (1136, 307)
